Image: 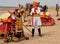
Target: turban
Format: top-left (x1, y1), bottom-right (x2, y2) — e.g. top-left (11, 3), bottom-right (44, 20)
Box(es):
top-left (33, 1), bottom-right (40, 7)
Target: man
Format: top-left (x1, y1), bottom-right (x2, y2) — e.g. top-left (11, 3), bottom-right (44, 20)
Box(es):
top-left (30, 1), bottom-right (42, 37)
top-left (18, 5), bottom-right (25, 22)
top-left (56, 4), bottom-right (59, 16)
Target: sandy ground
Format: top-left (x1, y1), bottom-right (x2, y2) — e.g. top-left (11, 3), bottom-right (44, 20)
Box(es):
top-left (0, 8), bottom-right (60, 44)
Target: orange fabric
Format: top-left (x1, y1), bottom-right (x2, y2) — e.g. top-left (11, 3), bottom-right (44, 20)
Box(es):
top-left (40, 12), bottom-right (49, 19)
top-left (45, 16), bottom-right (49, 19)
top-left (33, 1), bottom-right (40, 7)
top-left (2, 20), bottom-right (8, 22)
top-left (4, 23), bottom-right (8, 35)
top-left (7, 18), bottom-right (11, 22)
top-left (43, 12), bottom-right (49, 19)
top-left (2, 18), bottom-right (11, 22)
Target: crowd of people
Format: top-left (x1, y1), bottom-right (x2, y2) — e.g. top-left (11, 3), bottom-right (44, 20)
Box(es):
top-left (0, 1), bottom-right (55, 42)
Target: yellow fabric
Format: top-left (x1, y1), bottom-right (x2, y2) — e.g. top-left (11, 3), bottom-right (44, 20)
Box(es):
top-left (40, 12), bottom-right (50, 19)
top-left (16, 16), bottom-right (23, 30)
top-left (46, 12), bottom-right (50, 16)
top-left (0, 12), bottom-right (10, 20)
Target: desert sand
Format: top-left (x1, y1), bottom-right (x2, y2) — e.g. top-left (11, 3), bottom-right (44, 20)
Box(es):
top-left (0, 7), bottom-right (60, 44)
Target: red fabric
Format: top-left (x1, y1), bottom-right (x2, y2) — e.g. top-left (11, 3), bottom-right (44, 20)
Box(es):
top-left (4, 23), bottom-right (8, 34)
top-left (11, 16), bottom-right (16, 27)
top-left (32, 7), bottom-right (38, 16)
top-left (0, 23), bottom-right (3, 30)
top-left (3, 23), bottom-right (10, 34)
top-left (57, 18), bottom-right (60, 20)
top-left (34, 7), bottom-right (38, 13)
top-left (32, 13), bottom-right (35, 16)
top-left (11, 20), bottom-right (16, 27)
top-left (45, 18), bottom-right (53, 24)
top-left (0, 23), bottom-right (3, 33)
top-left (41, 17), bottom-right (53, 24)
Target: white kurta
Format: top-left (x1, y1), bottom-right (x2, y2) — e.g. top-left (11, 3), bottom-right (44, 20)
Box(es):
top-left (32, 17), bottom-right (41, 29)
top-left (31, 7), bottom-right (42, 29)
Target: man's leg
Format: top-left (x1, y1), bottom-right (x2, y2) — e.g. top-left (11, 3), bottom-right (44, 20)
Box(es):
top-left (38, 28), bottom-right (42, 36)
top-left (32, 28), bottom-right (35, 37)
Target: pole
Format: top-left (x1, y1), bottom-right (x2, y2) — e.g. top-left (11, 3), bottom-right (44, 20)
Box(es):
top-left (23, 24), bottom-right (32, 33)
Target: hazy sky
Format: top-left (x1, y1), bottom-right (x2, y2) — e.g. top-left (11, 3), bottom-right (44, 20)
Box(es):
top-left (0, 0), bottom-right (60, 7)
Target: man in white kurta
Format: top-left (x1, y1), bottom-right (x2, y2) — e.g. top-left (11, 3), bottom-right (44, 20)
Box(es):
top-left (30, 2), bottom-right (42, 37)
